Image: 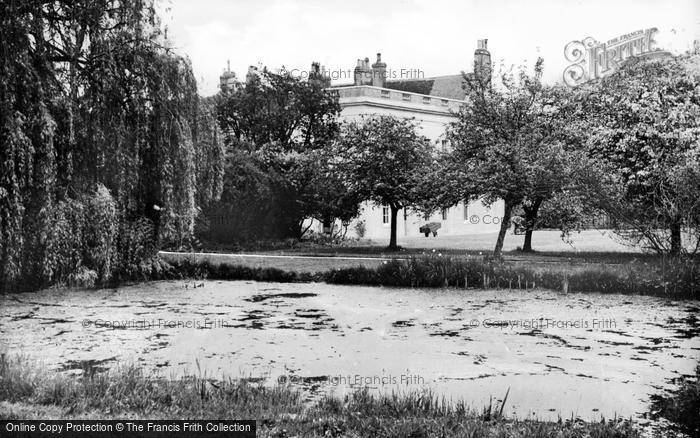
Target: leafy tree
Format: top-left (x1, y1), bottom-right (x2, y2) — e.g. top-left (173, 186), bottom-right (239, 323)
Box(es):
top-left (210, 144), bottom-right (278, 242)
top-left (216, 67), bottom-right (339, 151)
top-left (444, 60), bottom-right (589, 256)
top-left (299, 148), bottom-right (363, 235)
top-left (0, 0), bottom-right (223, 291)
top-left (580, 54), bottom-right (700, 254)
top-left (338, 115), bottom-right (433, 250)
top-left (213, 67), bottom-right (351, 239)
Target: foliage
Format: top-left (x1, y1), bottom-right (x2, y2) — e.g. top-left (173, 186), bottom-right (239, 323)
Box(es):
top-left (337, 115), bottom-right (433, 249)
top-left (194, 97), bottom-right (226, 210)
top-left (163, 253), bottom-right (699, 299)
top-left (650, 364), bottom-right (700, 437)
top-left (579, 54), bottom-right (700, 254)
top-left (203, 146), bottom-right (278, 242)
top-left (210, 68), bottom-right (358, 240)
top-left (354, 219), bottom-right (367, 239)
top-left (0, 1), bottom-right (223, 292)
top-left (442, 61), bottom-right (596, 255)
top-left (332, 254), bottom-right (699, 297)
top-left (301, 147), bottom-right (364, 228)
top-left (170, 259), bottom-right (315, 283)
top-left (216, 66), bottom-right (339, 152)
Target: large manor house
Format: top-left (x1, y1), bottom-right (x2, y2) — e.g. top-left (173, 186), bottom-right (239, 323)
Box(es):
top-left (220, 40), bottom-right (504, 240)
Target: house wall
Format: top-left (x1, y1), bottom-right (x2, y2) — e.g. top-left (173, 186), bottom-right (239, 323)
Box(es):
top-left (306, 85), bottom-right (505, 240)
top-left (352, 199), bottom-right (505, 239)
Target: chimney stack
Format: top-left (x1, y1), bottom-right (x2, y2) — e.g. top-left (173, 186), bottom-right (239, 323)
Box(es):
top-left (354, 57), bottom-right (372, 85)
top-left (219, 60), bottom-right (237, 91)
top-left (474, 39), bottom-right (491, 83)
top-left (309, 61), bottom-right (331, 87)
top-left (371, 53), bottom-right (387, 88)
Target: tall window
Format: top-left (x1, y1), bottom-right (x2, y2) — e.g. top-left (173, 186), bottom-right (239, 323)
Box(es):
top-left (382, 206), bottom-right (389, 224)
top-left (463, 201), bottom-right (469, 220)
top-left (441, 208), bottom-right (448, 220)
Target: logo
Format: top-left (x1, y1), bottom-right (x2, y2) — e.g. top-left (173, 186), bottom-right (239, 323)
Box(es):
top-left (563, 28), bottom-right (664, 86)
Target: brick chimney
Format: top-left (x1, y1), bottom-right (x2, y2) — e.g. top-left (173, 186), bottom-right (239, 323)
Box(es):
top-left (474, 39), bottom-right (491, 83)
top-left (219, 60), bottom-right (237, 91)
top-left (354, 57), bottom-right (372, 85)
top-left (309, 61), bottom-right (331, 87)
top-left (371, 53), bottom-right (387, 88)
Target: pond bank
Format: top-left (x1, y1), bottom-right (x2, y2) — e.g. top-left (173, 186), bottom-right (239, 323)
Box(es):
top-left (2, 279), bottom-right (698, 428)
top-left (0, 356), bottom-right (641, 438)
top-left (162, 251), bottom-right (700, 298)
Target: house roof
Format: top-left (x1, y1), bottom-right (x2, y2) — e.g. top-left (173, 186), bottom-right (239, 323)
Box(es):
top-left (384, 74), bottom-right (470, 100)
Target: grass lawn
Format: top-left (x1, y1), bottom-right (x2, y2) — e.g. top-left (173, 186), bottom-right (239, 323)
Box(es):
top-left (180, 230), bottom-right (666, 274)
top-left (388, 229), bottom-right (634, 253)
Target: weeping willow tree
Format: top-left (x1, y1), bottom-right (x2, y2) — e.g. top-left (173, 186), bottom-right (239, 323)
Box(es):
top-left (0, 0), bottom-right (223, 292)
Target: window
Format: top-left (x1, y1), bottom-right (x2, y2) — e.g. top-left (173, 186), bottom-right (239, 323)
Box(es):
top-left (382, 206), bottom-right (390, 224)
top-left (402, 93), bottom-right (411, 101)
top-left (463, 201), bottom-right (469, 221)
top-left (441, 99), bottom-right (448, 106)
top-left (441, 208), bottom-right (448, 220)
top-left (381, 90), bottom-right (390, 98)
top-left (423, 96), bottom-right (431, 104)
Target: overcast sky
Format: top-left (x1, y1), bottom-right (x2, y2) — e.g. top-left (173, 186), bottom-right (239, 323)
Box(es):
top-left (159, 0), bottom-right (700, 96)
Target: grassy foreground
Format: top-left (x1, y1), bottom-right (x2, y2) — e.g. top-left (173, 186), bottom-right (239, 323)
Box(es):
top-left (0, 356), bottom-right (639, 438)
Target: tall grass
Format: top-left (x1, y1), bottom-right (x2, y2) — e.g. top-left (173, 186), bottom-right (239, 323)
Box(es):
top-left (32, 252), bottom-right (698, 298)
top-left (0, 356), bottom-right (640, 437)
top-left (324, 254), bottom-right (699, 298)
top-left (161, 253), bottom-right (700, 298)
top-left (650, 364), bottom-right (700, 437)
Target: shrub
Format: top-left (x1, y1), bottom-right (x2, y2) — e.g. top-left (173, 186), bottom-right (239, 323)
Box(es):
top-left (162, 253), bottom-right (697, 298)
top-left (82, 184), bottom-right (117, 282)
top-left (353, 219), bottom-right (367, 239)
top-left (325, 266), bottom-right (379, 285)
top-left (651, 365), bottom-right (700, 437)
top-left (66, 266), bottom-right (98, 288)
top-left (42, 198), bottom-right (86, 287)
top-left (168, 259), bottom-right (315, 284)
top-left (114, 218), bottom-right (158, 281)
top-left (320, 253), bottom-right (699, 298)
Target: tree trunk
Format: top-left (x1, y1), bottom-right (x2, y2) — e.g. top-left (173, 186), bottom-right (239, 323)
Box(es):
top-left (523, 229), bottom-right (534, 253)
top-left (522, 199), bottom-right (542, 252)
top-left (670, 220), bottom-right (682, 255)
top-left (388, 205), bottom-right (399, 250)
top-left (494, 202), bottom-right (514, 257)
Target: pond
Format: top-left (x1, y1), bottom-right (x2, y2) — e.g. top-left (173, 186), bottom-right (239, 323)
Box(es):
top-left (2, 280), bottom-right (698, 423)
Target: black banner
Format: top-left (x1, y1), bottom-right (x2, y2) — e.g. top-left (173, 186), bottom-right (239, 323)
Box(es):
top-left (1, 421), bottom-right (256, 438)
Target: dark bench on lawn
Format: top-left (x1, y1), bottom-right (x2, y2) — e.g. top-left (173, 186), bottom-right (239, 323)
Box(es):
top-left (419, 222), bottom-right (441, 237)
